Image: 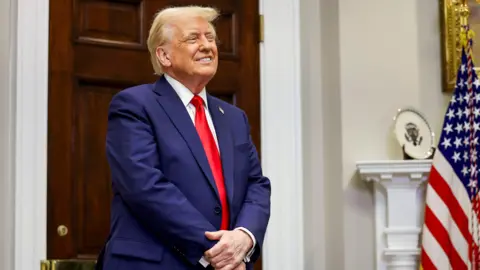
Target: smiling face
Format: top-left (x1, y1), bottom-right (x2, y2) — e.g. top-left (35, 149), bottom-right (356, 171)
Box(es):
top-left (156, 16), bottom-right (218, 93)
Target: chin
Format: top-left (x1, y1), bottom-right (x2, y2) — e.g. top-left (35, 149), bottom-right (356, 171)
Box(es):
top-left (195, 68), bottom-right (217, 78)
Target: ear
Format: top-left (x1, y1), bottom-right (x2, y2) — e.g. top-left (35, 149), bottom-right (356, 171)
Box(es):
top-left (156, 46), bottom-right (171, 67)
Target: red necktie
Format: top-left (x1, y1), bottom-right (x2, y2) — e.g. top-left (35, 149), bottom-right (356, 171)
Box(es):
top-left (190, 95), bottom-right (229, 230)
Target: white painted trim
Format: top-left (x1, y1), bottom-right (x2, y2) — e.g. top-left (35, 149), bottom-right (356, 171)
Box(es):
top-left (13, 0), bottom-right (305, 269)
top-left (260, 0), bottom-right (304, 269)
top-left (357, 160), bottom-right (430, 269)
top-left (14, 0), bottom-right (49, 268)
top-left (356, 159), bottom-right (433, 179)
top-left (0, 0), bottom-right (17, 269)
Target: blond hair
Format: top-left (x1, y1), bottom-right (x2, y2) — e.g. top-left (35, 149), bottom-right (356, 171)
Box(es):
top-left (147, 6), bottom-right (220, 75)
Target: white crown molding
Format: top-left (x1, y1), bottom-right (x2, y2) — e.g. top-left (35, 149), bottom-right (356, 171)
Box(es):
top-left (357, 160), bottom-right (431, 270)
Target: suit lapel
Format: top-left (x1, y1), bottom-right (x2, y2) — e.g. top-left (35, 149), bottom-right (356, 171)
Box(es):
top-left (153, 77), bottom-right (220, 200)
top-left (207, 96), bottom-right (235, 207)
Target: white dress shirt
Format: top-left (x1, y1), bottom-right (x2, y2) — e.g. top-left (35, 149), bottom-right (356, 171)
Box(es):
top-left (164, 74), bottom-right (256, 267)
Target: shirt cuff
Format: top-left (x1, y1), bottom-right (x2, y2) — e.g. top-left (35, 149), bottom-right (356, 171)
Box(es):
top-left (199, 256), bottom-right (209, 267)
top-left (235, 227), bottom-right (256, 262)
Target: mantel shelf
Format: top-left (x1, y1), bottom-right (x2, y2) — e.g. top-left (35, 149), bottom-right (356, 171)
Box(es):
top-left (357, 159), bottom-right (432, 176)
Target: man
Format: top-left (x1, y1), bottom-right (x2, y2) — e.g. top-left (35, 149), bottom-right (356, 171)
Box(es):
top-left (96, 5), bottom-right (271, 270)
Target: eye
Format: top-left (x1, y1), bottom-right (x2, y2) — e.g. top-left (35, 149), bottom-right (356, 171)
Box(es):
top-left (183, 33), bottom-right (198, 42)
top-left (186, 36), bottom-right (197, 43)
top-left (206, 34), bottom-right (215, 42)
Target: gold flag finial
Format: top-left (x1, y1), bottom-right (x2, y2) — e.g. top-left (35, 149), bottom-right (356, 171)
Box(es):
top-left (457, 3), bottom-right (470, 48)
top-left (458, 3), bottom-right (470, 27)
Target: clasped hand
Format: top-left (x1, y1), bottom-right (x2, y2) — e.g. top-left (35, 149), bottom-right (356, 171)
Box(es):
top-left (204, 230), bottom-right (252, 270)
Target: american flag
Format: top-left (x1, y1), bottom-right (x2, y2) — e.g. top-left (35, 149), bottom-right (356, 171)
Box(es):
top-left (420, 26), bottom-right (480, 270)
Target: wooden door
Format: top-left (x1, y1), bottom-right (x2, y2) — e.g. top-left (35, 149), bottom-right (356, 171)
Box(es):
top-left (47, 0), bottom-right (261, 269)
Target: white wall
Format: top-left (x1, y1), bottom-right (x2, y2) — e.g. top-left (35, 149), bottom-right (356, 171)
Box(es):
top-left (0, 0), bottom-right (15, 269)
top-left (299, 0), bottom-right (450, 268)
top-left (299, 0), bottom-right (339, 268)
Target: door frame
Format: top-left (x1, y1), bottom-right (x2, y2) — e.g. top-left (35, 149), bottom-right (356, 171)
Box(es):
top-left (12, 0), bottom-right (308, 269)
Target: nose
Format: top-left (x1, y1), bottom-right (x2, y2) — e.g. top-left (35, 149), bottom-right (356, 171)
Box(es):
top-left (199, 35), bottom-right (213, 51)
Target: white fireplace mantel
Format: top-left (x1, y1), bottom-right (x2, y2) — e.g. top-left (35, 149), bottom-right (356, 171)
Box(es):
top-left (356, 159), bottom-right (432, 270)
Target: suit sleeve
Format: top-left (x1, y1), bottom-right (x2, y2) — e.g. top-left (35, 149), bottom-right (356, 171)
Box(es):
top-left (106, 91), bottom-right (217, 265)
top-left (233, 111), bottom-right (272, 263)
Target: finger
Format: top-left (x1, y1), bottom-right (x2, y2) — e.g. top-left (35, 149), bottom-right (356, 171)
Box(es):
top-left (217, 263), bottom-right (237, 270)
top-left (210, 250), bottom-right (231, 267)
top-left (210, 240), bottom-right (238, 267)
top-left (212, 256), bottom-right (232, 269)
top-left (231, 262), bottom-right (245, 270)
top-left (205, 230), bottom-right (225, 240)
top-left (212, 249), bottom-right (241, 269)
top-left (205, 238), bottom-right (228, 258)
top-left (231, 264), bottom-right (244, 270)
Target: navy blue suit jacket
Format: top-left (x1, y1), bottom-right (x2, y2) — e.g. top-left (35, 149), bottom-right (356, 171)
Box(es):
top-left (99, 76), bottom-right (271, 270)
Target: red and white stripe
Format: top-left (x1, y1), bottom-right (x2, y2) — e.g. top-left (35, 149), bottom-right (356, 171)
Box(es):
top-left (421, 151), bottom-right (479, 269)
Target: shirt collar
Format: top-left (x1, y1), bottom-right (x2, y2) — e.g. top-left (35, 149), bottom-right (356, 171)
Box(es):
top-left (164, 74), bottom-right (208, 109)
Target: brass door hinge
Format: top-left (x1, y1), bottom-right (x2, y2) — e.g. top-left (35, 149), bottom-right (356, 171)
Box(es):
top-left (259, 14), bottom-right (264, 43)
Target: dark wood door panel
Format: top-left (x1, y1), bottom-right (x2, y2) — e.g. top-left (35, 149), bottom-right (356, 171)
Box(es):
top-left (74, 82), bottom-right (119, 258)
top-left (74, 44), bottom-right (155, 84)
top-left (48, 0), bottom-right (261, 269)
top-left (74, 0), bottom-right (145, 48)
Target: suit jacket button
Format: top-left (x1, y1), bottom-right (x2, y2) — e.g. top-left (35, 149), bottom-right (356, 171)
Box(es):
top-left (214, 206), bottom-right (221, 215)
